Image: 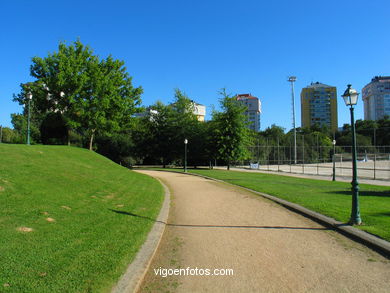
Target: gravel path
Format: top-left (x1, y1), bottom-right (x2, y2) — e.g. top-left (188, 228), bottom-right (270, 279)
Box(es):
top-left (137, 170), bottom-right (390, 293)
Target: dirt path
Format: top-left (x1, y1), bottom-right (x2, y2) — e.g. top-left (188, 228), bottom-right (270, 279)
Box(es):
top-left (136, 171), bottom-right (390, 293)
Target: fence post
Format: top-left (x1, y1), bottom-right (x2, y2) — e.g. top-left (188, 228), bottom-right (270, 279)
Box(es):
top-left (267, 145), bottom-right (270, 171)
top-left (374, 153), bottom-right (376, 180)
top-left (277, 139), bottom-right (280, 172)
top-left (302, 135), bottom-right (305, 174)
top-left (289, 144), bottom-right (292, 173)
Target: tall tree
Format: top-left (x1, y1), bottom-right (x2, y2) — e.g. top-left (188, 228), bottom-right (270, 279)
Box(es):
top-left (14, 40), bottom-right (142, 150)
top-left (133, 89), bottom-right (200, 167)
top-left (212, 89), bottom-right (250, 170)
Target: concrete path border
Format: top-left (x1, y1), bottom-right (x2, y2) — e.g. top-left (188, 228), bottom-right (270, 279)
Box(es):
top-left (162, 170), bottom-right (390, 258)
top-left (111, 176), bottom-right (171, 293)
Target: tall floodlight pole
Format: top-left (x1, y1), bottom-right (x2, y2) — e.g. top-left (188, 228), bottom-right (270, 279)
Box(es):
top-left (288, 76), bottom-right (297, 164)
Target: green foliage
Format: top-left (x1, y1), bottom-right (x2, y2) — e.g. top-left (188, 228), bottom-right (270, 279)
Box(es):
top-left (132, 89), bottom-right (205, 166)
top-left (10, 113), bottom-right (41, 144)
top-left (309, 123), bottom-right (331, 136)
top-left (187, 120), bottom-right (214, 167)
top-left (95, 132), bottom-right (135, 167)
top-left (375, 117), bottom-right (390, 145)
top-left (0, 144), bottom-right (163, 292)
top-left (337, 133), bottom-right (372, 147)
top-left (13, 40), bottom-right (142, 149)
top-left (133, 101), bottom-right (177, 166)
top-left (355, 119), bottom-right (377, 138)
top-left (262, 124), bottom-right (286, 141)
top-left (0, 127), bottom-right (21, 143)
top-left (212, 89), bottom-right (250, 169)
top-left (337, 117), bottom-right (390, 146)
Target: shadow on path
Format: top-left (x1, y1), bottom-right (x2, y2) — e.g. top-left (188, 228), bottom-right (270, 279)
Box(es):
top-left (109, 209), bottom-right (331, 231)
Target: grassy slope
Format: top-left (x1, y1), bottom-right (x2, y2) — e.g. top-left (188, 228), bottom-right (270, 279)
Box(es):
top-left (0, 144), bottom-right (163, 292)
top-left (185, 169), bottom-right (390, 241)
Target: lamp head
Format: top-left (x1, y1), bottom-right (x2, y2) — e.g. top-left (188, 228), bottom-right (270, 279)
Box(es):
top-left (184, 139), bottom-right (188, 144)
top-left (288, 76), bottom-right (297, 82)
top-left (341, 84), bottom-right (359, 106)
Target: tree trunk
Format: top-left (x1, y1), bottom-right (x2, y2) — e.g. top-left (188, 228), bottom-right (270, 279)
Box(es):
top-left (227, 162), bottom-right (230, 170)
top-left (89, 129), bottom-right (96, 151)
top-left (67, 128), bottom-right (71, 146)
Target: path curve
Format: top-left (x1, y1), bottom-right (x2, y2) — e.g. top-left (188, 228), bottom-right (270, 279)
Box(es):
top-left (137, 170), bottom-right (390, 293)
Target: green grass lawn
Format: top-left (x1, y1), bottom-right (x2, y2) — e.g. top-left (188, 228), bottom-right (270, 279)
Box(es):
top-left (0, 144), bottom-right (164, 292)
top-left (152, 168), bottom-right (390, 241)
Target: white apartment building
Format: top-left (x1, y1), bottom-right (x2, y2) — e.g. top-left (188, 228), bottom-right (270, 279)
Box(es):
top-left (191, 101), bottom-right (206, 122)
top-left (135, 101), bottom-right (206, 121)
top-left (236, 94), bottom-right (262, 131)
top-left (362, 76), bottom-right (390, 120)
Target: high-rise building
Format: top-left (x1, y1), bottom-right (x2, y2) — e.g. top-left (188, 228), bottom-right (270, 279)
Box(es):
top-left (133, 107), bottom-right (159, 120)
top-left (170, 100), bottom-right (206, 121)
top-left (300, 82), bottom-right (338, 132)
top-left (191, 101), bottom-right (206, 122)
top-left (362, 76), bottom-right (390, 121)
top-left (236, 94), bottom-right (261, 131)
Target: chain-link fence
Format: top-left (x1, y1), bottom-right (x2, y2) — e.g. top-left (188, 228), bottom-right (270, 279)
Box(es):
top-left (241, 145), bottom-right (390, 180)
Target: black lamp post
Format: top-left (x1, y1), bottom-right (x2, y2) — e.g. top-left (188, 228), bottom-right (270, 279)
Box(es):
top-left (26, 92), bottom-right (33, 145)
top-left (341, 84), bottom-right (362, 225)
top-left (184, 138), bottom-right (188, 172)
top-left (332, 139), bottom-right (336, 181)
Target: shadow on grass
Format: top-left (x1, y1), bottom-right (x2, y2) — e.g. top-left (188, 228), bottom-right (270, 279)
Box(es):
top-left (372, 212), bottom-right (390, 217)
top-left (212, 178), bottom-right (241, 181)
top-left (326, 190), bottom-right (390, 197)
top-left (109, 209), bottom-right (330, 231)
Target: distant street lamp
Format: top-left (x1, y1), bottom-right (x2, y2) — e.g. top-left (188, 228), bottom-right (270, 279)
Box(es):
top-left (332, 139), bottom-right (336, 181)
top-left (26, 92), bottom-right (33, 145)
top-left (342, 84), bottom-right (362, 225)
top-left (184, 138), bottom-right (188, 172)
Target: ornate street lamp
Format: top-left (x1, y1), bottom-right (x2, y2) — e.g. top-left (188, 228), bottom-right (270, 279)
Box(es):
top-left (341, 84), bottom-right (362, 225)
top-left (26, 92), bottom-right (33, 145)
top-left (184, 138), bottom-right (188, 172)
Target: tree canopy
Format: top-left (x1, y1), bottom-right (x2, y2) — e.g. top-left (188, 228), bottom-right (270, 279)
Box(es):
top-left (13, 40), bottom-right (142, 150)
top-left (212, 89), bottom-right (250, 170)
top-left (132, 89), bottom-right (202, 167)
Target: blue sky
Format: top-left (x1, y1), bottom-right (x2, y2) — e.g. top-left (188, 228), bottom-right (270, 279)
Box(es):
top-left (1, 0), bottom-right (390, 131)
